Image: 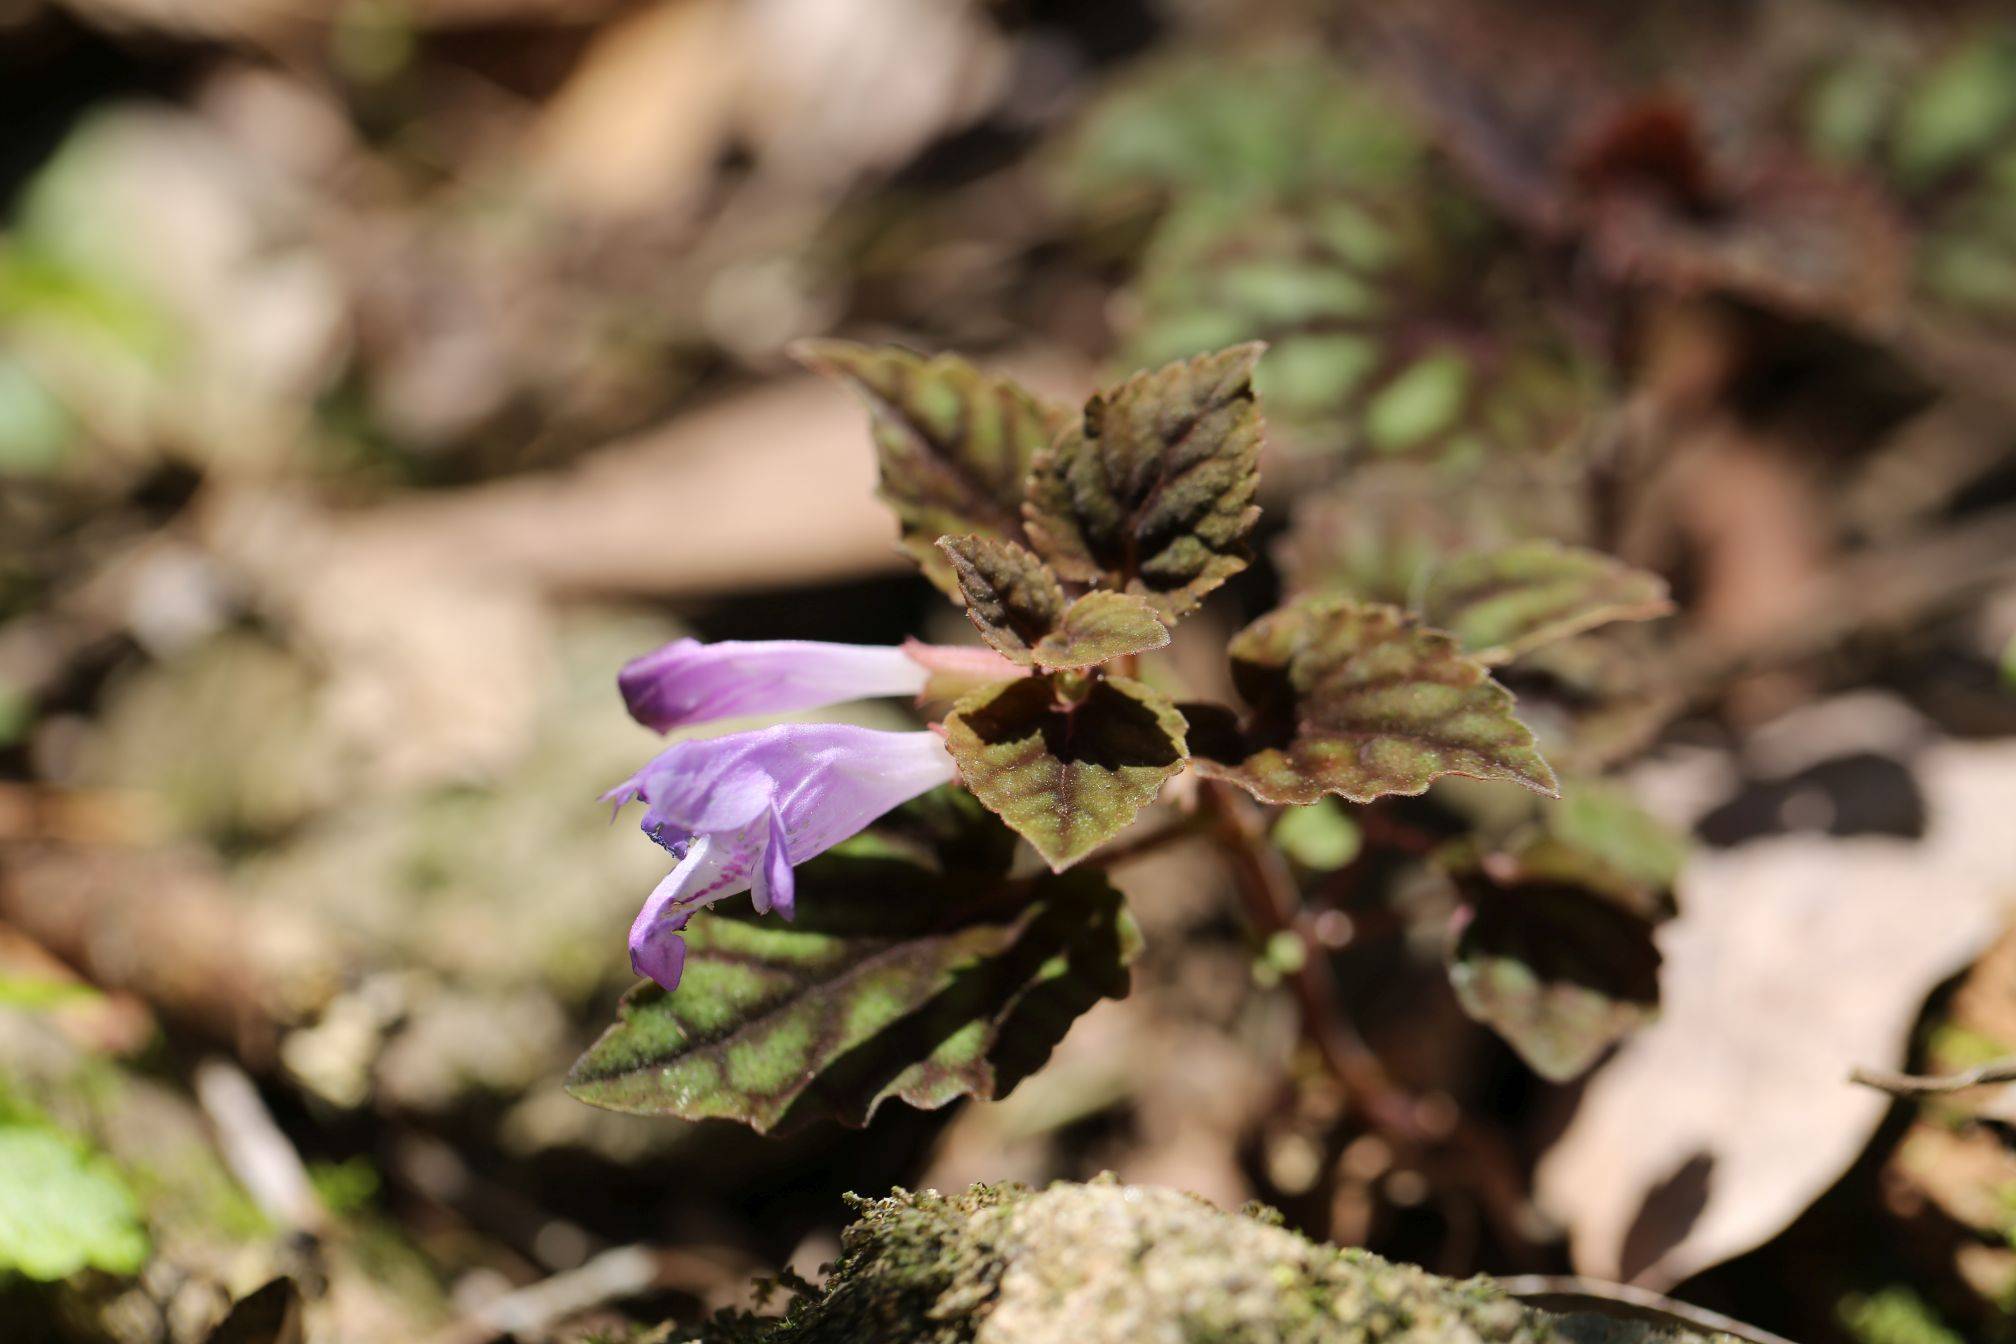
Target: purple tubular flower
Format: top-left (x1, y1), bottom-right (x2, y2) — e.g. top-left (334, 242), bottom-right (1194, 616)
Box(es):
top-left (608, 723), bottom-right (957, 991)
top-left (618, 638), bottom-right (931, 733)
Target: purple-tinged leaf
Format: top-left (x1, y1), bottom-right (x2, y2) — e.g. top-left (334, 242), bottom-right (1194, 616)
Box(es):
top-left (1033, 591), bottom-right (1169, 671)
top-left (938, 534), bottom-right (1066, 665)
top-left (1422, 540), bottom-right (1673, 665)
top-left (1449, 882), bottom-right (1661, 1083)
top-left (938, 535), bottom-right (1168, 671)
top-left (566, 845), bottom-right (1138, 1134)
top-left (1187, 597), bottom-right (1556, 805)
top-left (944, 674), bottom-right (1188, 869)
top-left (794, 341), bottom-right (1070, 599)
top-left (1024, 345), bottom-right (1265, 622)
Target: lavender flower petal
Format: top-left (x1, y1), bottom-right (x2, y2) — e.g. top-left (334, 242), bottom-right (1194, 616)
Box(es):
top-left (753, 808), bottom-right (795, 920)
top-left (628, 855), bottom-right (709, 988)
top-left (619, 638), bottom-right (929, 733)
top-left (616, 723), bottom-right (955, 990)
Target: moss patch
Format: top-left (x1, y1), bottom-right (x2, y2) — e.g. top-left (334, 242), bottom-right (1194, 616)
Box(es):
top-left (688, 1179), bottom-right (1739, 1344)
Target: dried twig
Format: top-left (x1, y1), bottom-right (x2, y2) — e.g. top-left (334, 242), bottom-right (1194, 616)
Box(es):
top-left (1850, 1058), bottom-right (2016, 1097)
top-left (1202, 782), bottom-right (1414, 1134)
top-left (194, 1058), bottom-right (326, 1235)
top-left (432, 1246), bottom-right (661, 1344)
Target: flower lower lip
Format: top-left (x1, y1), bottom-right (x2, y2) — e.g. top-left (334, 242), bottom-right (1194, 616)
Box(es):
top-left (612, 721), bottom-right (960, 992)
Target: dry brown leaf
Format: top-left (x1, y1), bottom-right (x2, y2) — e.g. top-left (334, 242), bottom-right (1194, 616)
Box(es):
top-left (335, 376), bottom-right (893, 596)
top-left (736, 0), bottom-right (1008, 192)
top-left (526, 0), bottom-right (743, 221)
top-left (1535, 739), bottom-right (2016, 1288)
top-left (329, 355), bottom-right (1087, 599)
top-left (1874, 925), bottom-right (2016, 1315)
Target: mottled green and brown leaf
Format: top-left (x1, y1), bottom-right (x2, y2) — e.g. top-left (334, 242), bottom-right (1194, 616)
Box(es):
top-left (1421, 540), bottom-right (1672, 664)
top-left (1442, 812), bottom-right (1675, 1080)
top-left (566, 852), bottom-right (1138, 1134)
top-left (1187, 597), bottom-right (1556, 805)
top-left (944, 674), bottom-right (1188, 869)
top-left (794, 341), bottom-right (1069, 598)
top-left (1448, 882), bottom-right (1661, 1082)
top-left (1033, 590), bottom-right (1170, 671)
top-left (1123, 196), bottom-right (1597, 456)
top-left (939, 536), bottom-right (1170, 671)
top-left (1024, 345), bottom-right (1265, 621)
top-left (938, 534), bottom-right (1067, 665)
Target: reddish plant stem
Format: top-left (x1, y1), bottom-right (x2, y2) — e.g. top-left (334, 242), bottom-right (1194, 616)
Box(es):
top-left (1202, 783), bottom-right (1420, 1137)
top-left (1199, 781), bottom-right (1538, 1258)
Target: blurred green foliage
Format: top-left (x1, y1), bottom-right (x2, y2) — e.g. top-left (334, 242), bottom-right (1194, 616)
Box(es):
top-left (0, 1093), bottom-right (149, 1281)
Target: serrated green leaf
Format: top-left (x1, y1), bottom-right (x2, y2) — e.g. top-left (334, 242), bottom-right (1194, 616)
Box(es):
top-left (565, 854), bottom-right (1139, 1133)
top-left (1421, 540), bottom-right (1673, 664)
top-left (1024, 345), bottom-right (1264, 621)
top-left (939, 536), bottom-right (1170, 672)
top-left (1033, 591), bottom-right (1170, 671)
top-left (0, 1120), bottom-right (150, 1280)
top-left (939, 534), bottom-right (1067, 665)
top-left (1187, 597), bottom-right (1556, 806)
top-left (944, 674), bottom-right (1188, 869)
top-left (1441, 809), bottom-right (1672, 1081)
top-left (1449, 884), bottom-right (1661, 1082)
top-left (794, 341), bottom-right (1070, 599)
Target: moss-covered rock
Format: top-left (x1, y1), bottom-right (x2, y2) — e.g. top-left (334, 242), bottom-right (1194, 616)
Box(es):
top-left (692, 1178), bottom-right (1735, 1344)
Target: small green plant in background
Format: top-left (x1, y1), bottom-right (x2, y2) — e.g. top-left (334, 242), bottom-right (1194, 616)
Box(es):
top-left (0, 1095), bottom-right (149, 1281)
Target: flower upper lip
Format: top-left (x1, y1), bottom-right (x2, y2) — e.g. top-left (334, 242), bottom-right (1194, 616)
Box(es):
top-left (617, 637), bottom-right (931, 734)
